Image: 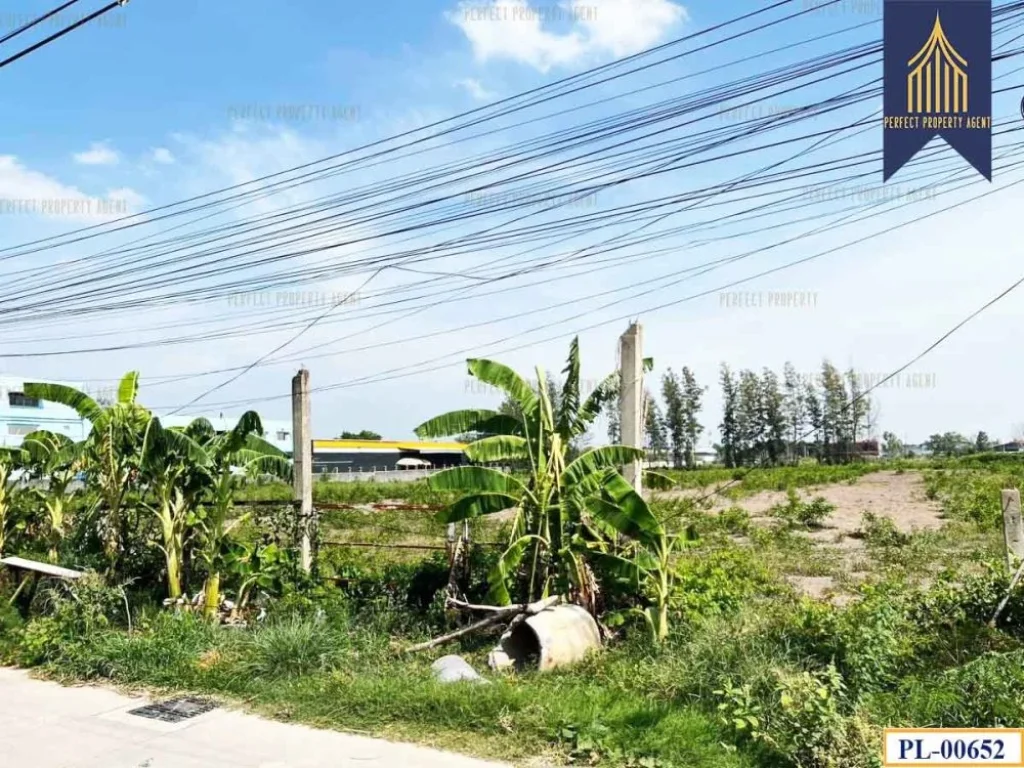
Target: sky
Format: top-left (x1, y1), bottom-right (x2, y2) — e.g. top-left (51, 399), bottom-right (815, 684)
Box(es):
top-left (0, 0), bottom-right (1021, 448)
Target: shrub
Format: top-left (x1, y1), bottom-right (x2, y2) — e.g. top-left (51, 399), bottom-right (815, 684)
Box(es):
top-left (859, 513), bottom-right (911, 550)
top-left (672, 548), bottom-right (783, 622)
top-left (244, 614), bottom-right (346, 678)
top-left (719, 506), bottom-right (752, 536)
top-left (769, 490), bottom-right (834, 529)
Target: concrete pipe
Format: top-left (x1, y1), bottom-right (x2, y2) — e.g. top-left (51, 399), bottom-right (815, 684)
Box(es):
top-left (489, 605), bottom-right (601, 672)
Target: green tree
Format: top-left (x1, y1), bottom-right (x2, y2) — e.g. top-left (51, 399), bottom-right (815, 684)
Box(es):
top-left (26, 371), bottom-right (151, 572)
top-left (736, 370), bottom-right (763, 466)
top-left (782, 362), bottom-right (806, 461)
top-left (719, 365), bottom-right (740, 468)
top-left (644, 392), bottom-right (668, 463)
top-left (760, 369), bottom-right (787, 466)
top-left (661, 370), bottom-right (686, 468)
top-left (846, 369), bottom-right (870, 446)
top-left (188, 413), bottom-right (291, 617)
top-left (680, 367), bottom-right (705, 469)
top-left (804, 376), bottom-right (824, 461)
top-left (415, 337), bottom-right (651, 612)
top-left (924, 432), bottom-right (973, 457)
top-left (337, 430), bottom-right (382, 440)
top-left (16, 431), bottom-right (82, 562)
top-left (882, 431), bottom-right (904, 458)
top-left (819, 362), bottom-right (848, 463)
top-left (140, 413), bottom-right (290, 605)
top-left (975, 431), bottom-right (992, 453)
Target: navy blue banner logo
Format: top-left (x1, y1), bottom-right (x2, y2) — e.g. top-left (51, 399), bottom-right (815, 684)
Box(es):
top-left (883, 0), bottom-right (992, 181)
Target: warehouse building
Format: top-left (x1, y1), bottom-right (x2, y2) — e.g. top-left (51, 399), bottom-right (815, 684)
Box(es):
top-left (311, 438), bottom-right (467, 474)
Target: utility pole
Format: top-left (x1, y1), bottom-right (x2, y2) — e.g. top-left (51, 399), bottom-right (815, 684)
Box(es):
top-left (292, 368), bottom-right (313, 573)
top-left (619, 322), bottom-right (644, 493)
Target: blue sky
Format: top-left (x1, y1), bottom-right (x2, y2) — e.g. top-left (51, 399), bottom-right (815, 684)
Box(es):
top-left (1, 0), bottom-right (1022, 446)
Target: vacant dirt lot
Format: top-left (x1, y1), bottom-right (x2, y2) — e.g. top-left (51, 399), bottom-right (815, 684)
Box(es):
top-left (669, 471), bottom-right (946, 603)
top-left (719, 470), bottom-right (944, 536)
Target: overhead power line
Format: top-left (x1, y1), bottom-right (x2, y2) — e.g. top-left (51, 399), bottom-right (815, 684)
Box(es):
top-left (0, 0), bottom-right (128, 70)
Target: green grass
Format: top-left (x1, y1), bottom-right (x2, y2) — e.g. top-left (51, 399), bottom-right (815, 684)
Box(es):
top-left (6, 466), bottom-right (1024, 767)
top-left (662, 463), bottom-right (885, 496)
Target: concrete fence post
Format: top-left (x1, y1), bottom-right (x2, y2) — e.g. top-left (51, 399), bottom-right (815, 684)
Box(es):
top-left (618, 322), bottom-right (644, 493)
top-left (1002, 489), bottom-right (1024, 572)
top-left (292, 368), bottom-right (313, 574)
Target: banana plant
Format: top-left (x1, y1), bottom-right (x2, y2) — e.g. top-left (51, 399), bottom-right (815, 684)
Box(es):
top-left (141, 418), bottom-right (211, 599)
top-left (18, 430), bottom-right (83, 562)
top-left (186, 412), bottom-right (290, 618)
top-left (140, 412), bottom-right (288, 607)
top-left (26, 372), bottom-right (151, 571)
top-left (588, 473), bottom-right (692, 642)
top-left (415, 337), bottom-right (652, 611)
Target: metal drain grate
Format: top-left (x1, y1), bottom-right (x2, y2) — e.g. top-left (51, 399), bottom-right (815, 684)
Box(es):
top-left (128, 697), bottom-right (216, 723)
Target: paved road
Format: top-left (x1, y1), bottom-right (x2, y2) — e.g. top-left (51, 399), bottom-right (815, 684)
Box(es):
top-left (0, 668), bottom-right (508, 768)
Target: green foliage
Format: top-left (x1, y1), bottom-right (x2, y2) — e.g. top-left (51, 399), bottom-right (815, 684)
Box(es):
top-left (859, 512), bottom-right (911, 549)
top-left (719, 506), bottom-right (752, 536)
top-left (337, 431), bottom-right (382, 440)
top-left (672, 548), bottom-right (782, 622)
top-left (768, 490), bottom-right (834, 529)
top-left (244, 614), bottom-right (345, 678)
top-left (554, 720), bottom-right (670, 766)
top-left (416, 338), bottom-right (659, 615)
top-left (925, 432), bottom-right (975, 458)
top-left (664, 464), bottom-right (880, 495)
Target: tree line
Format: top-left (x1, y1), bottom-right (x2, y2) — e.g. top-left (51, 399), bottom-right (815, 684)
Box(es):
top-left (607, 360), bottom-right (874, 469)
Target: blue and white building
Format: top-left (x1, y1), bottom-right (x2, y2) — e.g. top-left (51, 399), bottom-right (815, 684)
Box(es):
top-left (0, 375), bottom-right (89, 449)
top-left (0, 373), bottom-right (295, 455)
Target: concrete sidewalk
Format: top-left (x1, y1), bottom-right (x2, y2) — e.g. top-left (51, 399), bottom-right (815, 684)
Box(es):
top-left (0, 667), bottom-right (509, 767)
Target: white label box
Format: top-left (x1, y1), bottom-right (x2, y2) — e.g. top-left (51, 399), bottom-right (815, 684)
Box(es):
top-left (884, 730), bottom-right (1024, 766)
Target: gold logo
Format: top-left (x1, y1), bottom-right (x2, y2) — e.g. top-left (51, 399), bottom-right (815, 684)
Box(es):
top-left (907, 13), bottom-right (968, 114)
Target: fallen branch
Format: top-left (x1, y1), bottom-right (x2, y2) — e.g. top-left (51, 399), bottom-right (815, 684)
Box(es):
top-left (405, 613), bottom-right (508, 653)
top-left (406, 595), bottom-right (562, 653)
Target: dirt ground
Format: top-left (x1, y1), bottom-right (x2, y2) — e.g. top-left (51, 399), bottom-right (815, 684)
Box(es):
top-left (720, 470), bottom-right (944, 536)
top-left (673, 471), bottom-right (946, 603)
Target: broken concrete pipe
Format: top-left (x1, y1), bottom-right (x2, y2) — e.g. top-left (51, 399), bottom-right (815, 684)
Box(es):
top-left (488, 605), bottom-right (601, 672)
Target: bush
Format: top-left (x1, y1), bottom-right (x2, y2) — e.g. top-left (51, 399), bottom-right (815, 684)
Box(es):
top-left (769, 490), bottom-right (834, 529)
top-left (871, 650), bottom-right (1024, 727)
top-left (672, 548), bottom-right (783, 623)
top-left (244, 614), bottom-right (346, 678)
top-left (858, 513), bottom-right (910, 549)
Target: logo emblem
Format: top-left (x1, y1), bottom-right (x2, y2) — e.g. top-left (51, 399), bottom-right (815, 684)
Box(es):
top-left (883, 1), bottom-right (992, 181)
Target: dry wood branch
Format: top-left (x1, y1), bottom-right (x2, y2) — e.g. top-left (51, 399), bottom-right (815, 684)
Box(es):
top-left (406, 595), bottom-right (562, 653)
top-left (405, 613), bottom-right (507, 653)
top-left (447, 595), bottom-right (561, 615)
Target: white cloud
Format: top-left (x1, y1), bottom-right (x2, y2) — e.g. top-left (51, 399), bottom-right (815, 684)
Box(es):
top-left (73, 142), bottom-right (120, 166)
top-left (151, 147), bottom-right (175, 165)
top-left (455, 77), bottom-right (497, 101)
top-left (448, 0), bottom-right (686, 72)
top-left (105, 186), bottom-right (148, 211)
top-left (0, 155), bottom-right (142, 223)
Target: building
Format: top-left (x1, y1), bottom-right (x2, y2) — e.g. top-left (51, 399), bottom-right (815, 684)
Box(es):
top-left (158, 414), bottom-right (294, 454)
top-left (855, 440), bottom-right (881, 460)
top-left (311, 439), bottom-right (466, 474)
top-left (0, 373), bottom-right (295, 455)
top-left (0, 375), bottom-right (89, 449)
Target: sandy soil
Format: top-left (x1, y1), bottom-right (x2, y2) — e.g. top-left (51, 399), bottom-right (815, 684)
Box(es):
top-left (719, 470), bottom-right (945, 536)
top-left (670, 471), bottom-right (945, 603)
